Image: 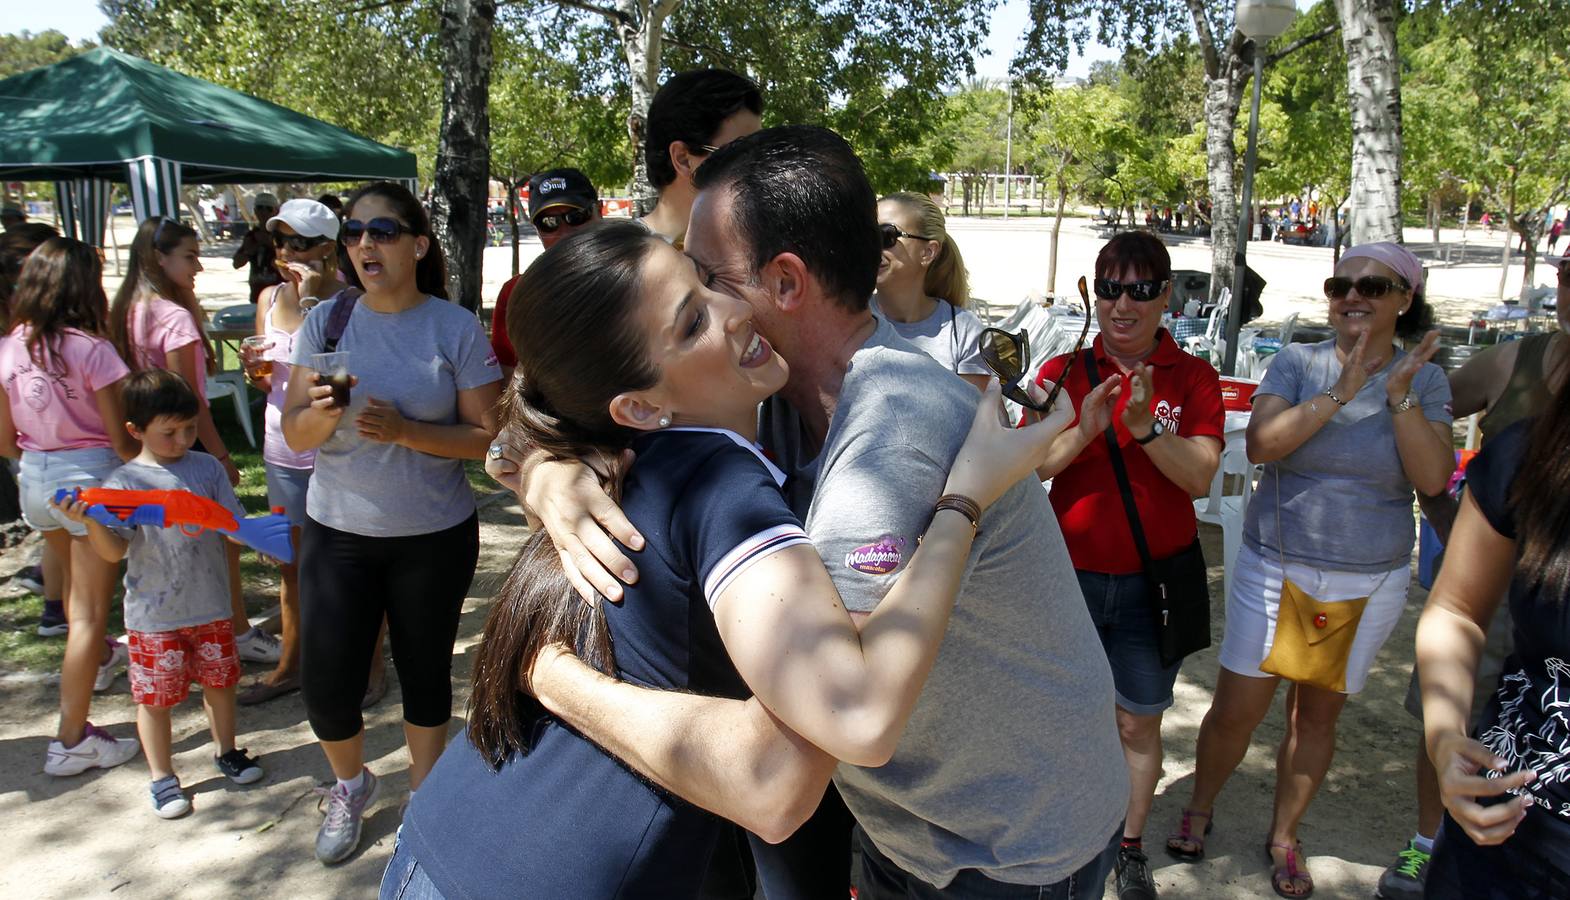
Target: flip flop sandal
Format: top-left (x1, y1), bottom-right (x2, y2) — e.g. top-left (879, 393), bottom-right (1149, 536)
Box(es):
top-left (1265, 840), bottom-right (1314, 899)
top-left (1165, 807), bottom-right (1215, 861)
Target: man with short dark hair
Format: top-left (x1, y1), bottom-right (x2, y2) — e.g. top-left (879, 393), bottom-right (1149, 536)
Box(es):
top-left (489, 168), bottom-right (603, 377)
top-left (232, 192), bottom-right (283, 303)
top-left (638, 69), bottom-right (763, 247)
top-left (1, 204), bottom-right (26, 232)
top-left (508, 126), bottom-right (1129, 899)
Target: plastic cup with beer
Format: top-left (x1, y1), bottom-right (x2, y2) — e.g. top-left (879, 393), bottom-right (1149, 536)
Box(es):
top-left (241, 336), bottom-right (275, 378)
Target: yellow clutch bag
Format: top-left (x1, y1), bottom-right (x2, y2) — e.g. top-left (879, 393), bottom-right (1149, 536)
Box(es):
top-left (1260, 578), bottom-right (1368, 693)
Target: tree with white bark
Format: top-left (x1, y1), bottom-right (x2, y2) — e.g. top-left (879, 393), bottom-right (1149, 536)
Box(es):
top-left (1333, 0), bottom-right (1404, 244)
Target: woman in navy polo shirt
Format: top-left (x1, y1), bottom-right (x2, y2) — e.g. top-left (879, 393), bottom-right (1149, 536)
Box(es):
top-left (1025, 231), bottom-right (1224, 900)
top-left (383, 222), bottom-right (1072, 899)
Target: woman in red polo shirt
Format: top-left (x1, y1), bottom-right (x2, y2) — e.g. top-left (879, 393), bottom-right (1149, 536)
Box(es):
top-left (1027, 231), bottom-right (1224, 900)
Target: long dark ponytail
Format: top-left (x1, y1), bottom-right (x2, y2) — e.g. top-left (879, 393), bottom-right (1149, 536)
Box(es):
top-left (468, 220), bottom-right (663, 768)
top-left (1512, 353), bottom-right (1570, 600)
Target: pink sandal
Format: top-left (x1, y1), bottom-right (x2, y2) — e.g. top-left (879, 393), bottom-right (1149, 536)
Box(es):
top-left (1265, 840), bottom-right (1314, 898)
top-left (1165, 807), bottom-right (1214, 861)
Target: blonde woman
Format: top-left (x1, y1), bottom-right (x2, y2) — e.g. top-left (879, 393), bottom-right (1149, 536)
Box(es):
top-left (871, 192), bottom-right (988, 389)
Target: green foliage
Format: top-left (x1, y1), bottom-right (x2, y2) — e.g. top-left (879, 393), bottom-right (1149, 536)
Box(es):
top-left (1254, 1), bottom-right (1349, 206)
top-left (0, 30), bottom-right (94, 79)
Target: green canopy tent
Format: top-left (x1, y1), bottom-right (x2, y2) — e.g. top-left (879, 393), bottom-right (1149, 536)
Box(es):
top-left (0, 47), bottom-right (417, 246)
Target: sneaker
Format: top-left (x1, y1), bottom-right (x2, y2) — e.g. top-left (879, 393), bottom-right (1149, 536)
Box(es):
top-left (315, 769), bottom-right (380, 865)
top-left (36, 599), bottom-right (68, 637)
top-left (1375, 839), bottom-right (1431, 900)
top-left (1115, 844), bottom-right (1158, 900)
top-left (150, 775), bottom-right (192, 819)
top-left (15, 565), bottom-right (45, 594)
top-left (215, 748), bottom-right (265, 785)
top-left (94, 639), bottom-right (128, 692)
top-left (235, 627), bottom-right (282, 664)
top-left (44, 722), bottom-right (140, 776)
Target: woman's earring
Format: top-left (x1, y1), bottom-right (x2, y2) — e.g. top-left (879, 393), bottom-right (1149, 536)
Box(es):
top-left (658, 415), bottom-right (671, 428)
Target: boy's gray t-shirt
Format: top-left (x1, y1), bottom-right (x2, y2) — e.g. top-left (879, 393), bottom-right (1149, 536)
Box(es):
top-left (1243, 339), bottom-right (1452, 572)
top-left (103, 453), bottom-right (242, 633)
top-left (291, 295), bottom-right (501, 537)
top-left (759, 317), bottom-right (1127, 888)
top-left (868, 295), bottom-right (988, 376)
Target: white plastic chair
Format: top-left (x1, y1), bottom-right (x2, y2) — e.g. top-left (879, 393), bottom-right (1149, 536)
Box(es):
top-left (206, 372), bottom-right (256, 448)
top-left (1194, 438), bottom-right (1259, 602)
top-left (1182, 289), bottom-right (1229, 365)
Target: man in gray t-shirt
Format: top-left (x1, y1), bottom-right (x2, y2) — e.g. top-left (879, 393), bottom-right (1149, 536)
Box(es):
top-left (515, 126), bottom-right (1127, 897)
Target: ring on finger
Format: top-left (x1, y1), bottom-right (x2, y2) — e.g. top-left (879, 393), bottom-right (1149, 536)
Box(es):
top-left (487, 443), bottom-right (505, 461)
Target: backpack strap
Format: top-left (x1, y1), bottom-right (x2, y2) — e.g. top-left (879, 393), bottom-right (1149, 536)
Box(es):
top-left (322, 288), bottom-right (362, 353)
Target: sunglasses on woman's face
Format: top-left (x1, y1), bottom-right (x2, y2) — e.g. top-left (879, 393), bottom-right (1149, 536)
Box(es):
top-left (535, 208), bottom-right (593, 234)
top-left (879, 223), bottom-right (934, 251)
top-left (272, 232), bottom-right (331, 252)
top-left (1092, 277), bottom-right (1169, 303)
top-left (1324, 275), bottom-right (1409, 299)
top-left (980, 276), bottom-right (1093, 414)
top-left (342, 217), bottom-right (415, 245)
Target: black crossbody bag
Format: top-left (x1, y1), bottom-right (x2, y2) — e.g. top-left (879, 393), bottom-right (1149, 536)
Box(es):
top-left (1083, 349), bottom-right (1211, 667)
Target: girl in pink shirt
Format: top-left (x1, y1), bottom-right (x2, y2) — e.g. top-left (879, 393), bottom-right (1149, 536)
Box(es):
top-left (0, 237), bottom-right (142, 775)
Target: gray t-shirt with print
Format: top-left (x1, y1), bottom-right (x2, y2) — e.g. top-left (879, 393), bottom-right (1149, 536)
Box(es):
top-left (1243, 339), bottom-right (1453, 572)
top-left (291, 295), bottom-right (502, 537)
top-left (759, 317), bottom-right (1126, 889)
top-left (104, 453), bottom-right (243, 633)
top-left (869, 295), bottom-right (988, 376)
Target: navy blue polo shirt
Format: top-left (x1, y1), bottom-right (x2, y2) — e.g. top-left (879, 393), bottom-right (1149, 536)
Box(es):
top-left (402, 429), bottom-right (809, 899)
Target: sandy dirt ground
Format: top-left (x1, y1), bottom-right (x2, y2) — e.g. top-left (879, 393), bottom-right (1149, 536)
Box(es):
top-left (0, 211), bottom-right (1524, 898)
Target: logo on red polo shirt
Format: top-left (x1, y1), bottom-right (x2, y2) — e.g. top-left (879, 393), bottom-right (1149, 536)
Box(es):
top-left (845, 536), bottom-right (905, 575)
top-left (1154, 400), bottom-right (1183, 432)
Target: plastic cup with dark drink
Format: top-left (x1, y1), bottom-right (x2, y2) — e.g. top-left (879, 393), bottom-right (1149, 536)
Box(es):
top-left (311, 351), bottom-right (351, 408)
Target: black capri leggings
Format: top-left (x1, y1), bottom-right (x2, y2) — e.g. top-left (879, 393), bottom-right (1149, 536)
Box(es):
top-left (300, 512), bottom-right (480, 742)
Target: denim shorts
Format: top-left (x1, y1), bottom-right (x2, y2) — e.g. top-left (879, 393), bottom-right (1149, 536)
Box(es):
top-left (1077, 569), bottom-right (1182, 716)
top-left (264, 462), bottom-right (312, 527)
top-left (380, 834), bottom-right (448, 900)
top-left (19, 447), bottom-right (123, 537)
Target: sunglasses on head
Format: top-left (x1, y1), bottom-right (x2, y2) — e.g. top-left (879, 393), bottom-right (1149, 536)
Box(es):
top-left (342, 217), bottom-right (415, 245)
top-left (535, 208), bottom-right (593, 234)
top-left (271, 232), bottom-right (331, 252)
top-left (980, 276), bottom-right (1093, 414)
top-left (1323, 275), bottom-right (1410, 299)
top-left (879, 222), bottom-right (934, 251)
top-left (1092, 277), bottom-right (1169, 303)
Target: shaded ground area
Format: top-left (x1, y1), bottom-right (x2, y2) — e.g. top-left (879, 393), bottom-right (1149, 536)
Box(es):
top-left (1, 492), bottom-right (1430, 899)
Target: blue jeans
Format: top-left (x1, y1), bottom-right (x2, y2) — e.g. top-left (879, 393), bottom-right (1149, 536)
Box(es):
top-left (380, 836), bottom-right (447, 900)
top-left (1077, 569), bottom-right (1181, 716)
top-left (855, 824), bottom-right (1120, 899)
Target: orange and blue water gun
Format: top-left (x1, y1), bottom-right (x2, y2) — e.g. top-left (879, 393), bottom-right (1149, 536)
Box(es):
top-left (52, 488), bottom-right (295, 563)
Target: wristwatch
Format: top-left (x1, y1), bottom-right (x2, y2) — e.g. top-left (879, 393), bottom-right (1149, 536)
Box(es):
top-left (1136, 421), bottom-right (1165, 445)
top-left (1388, 393), bottom-right (1418, 414)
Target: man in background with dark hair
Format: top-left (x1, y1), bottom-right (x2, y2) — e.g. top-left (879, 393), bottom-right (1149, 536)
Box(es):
top-left (232, 192), bottom-right (282, 304)
top-left (638, 68), bottom-right (763, 248)
top-left (506, 125), bottom-right (1128, 900)
top-left (1, 205), bottom-right (26, 232)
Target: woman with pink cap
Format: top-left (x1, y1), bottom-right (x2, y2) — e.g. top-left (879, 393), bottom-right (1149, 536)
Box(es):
top-left (1165, 242), bottom-right (1454, 898)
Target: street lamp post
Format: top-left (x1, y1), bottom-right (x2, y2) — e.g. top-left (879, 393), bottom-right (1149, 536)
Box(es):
top-left (1223, 0), bottom-right (1296, 377)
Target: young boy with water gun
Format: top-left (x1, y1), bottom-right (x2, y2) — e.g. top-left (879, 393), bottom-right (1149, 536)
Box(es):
top-left (54, 369), bottom-right (266, 818)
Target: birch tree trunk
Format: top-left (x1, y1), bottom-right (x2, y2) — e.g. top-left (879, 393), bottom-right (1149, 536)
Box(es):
top-left (1183, 0), bottom-right (1250, 303)
top-left (430, 0), bottom-right (496, 313)
top-left (1336, 0), bottom-right (1404, 244)
top-left (609, 0), bottom-right (681, 216)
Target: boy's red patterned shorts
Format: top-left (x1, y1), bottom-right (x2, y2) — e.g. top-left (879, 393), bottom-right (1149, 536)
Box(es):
top-left (126, 620), bottom-right (241, 708)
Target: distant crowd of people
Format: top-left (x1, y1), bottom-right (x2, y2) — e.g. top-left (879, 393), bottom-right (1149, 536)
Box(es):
top-left (3, 65), bottom-right (1570, 900)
